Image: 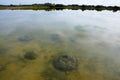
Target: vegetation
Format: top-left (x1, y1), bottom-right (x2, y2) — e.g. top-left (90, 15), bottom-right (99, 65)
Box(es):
top-left (0, 3), bottom-right (120, 12)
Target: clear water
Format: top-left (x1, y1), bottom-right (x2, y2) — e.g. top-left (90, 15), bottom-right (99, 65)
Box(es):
top-left (0, 10), bottom-right (120, 80)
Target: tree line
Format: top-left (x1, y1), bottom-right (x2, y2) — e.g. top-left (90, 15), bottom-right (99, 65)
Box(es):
top-left (0, 3), bottom-right (120, 12)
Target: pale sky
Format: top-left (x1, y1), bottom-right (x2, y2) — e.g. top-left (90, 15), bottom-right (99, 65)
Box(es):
top-left (0, 0), bottom-right (120, 6)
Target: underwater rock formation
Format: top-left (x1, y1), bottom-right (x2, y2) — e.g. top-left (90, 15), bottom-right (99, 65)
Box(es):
top-left (49, 34), bottom-right (60, 41)
top-left (69, 37), bottom-right (76, 43)
top-left (24, 51), bottom-right (36, 60)
top-left (18, 36), bottom-right (33, 42)
top-left (52, 54), bottom-right (78, 71)
top-left (0, 65), bottom-right (6, 72)
top-left (0, 47), bottom-right (8, 55)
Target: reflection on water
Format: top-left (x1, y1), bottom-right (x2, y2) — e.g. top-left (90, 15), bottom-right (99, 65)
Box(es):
top-left (0, 10), bottom-right (120, 80)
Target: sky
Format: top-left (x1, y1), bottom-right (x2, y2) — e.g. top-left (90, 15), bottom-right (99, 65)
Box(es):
top-left (0, 0), bottom-right (120, 6)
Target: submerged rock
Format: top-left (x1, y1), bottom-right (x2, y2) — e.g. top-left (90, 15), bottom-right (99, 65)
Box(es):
top-left (52, 54), bottom-right (78, 71)
top-left (24, 51), bottom-right (36, 60)
top-left (69, 37), bottom-right (76, 43)
top-left (0, 47), bottom-right (8, 55)
top-left (18, 36), bottom-right (33, 42)
top-left (49, 34), bottom-right (60, 41)
top-left (0, 65), bottom-right (6, 72)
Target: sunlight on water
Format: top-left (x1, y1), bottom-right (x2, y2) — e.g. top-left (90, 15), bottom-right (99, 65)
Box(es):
top-left (0, 10), bottom-right (120, 80)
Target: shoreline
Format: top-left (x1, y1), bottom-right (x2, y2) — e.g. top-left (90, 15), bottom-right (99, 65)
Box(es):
top-left (0, 3), bottom-right (120, 11)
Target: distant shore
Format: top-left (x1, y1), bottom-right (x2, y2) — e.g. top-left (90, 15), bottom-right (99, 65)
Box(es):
top-left (0, 3), bottom-right (120, 11)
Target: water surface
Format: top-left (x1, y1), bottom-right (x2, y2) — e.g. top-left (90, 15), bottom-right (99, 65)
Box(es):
top-left (0, 10), bottom-right (120, 80)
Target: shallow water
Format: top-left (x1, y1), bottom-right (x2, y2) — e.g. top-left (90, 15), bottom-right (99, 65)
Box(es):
top-left (0, 10), bottom-right (120, 80)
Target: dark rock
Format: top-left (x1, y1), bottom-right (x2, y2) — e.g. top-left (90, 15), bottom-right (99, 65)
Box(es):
top-left (52, 54), bottom-right (78, 71)
top-left (24, 51), bottom-right (36, 60)
top-left (18, 36), bottom-right (33, 42)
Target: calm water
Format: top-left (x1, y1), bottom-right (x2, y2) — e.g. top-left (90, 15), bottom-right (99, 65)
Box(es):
top-left (0, 10), bottom-right (120, 80)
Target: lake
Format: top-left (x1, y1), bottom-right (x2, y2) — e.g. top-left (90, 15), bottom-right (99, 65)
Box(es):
top-left (0, 10), bottom-right (120, 80)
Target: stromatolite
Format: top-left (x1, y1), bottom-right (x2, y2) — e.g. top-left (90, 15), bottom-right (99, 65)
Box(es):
top-left (52, 54), bottom-right (78, 71)
top-left (18, 36), bottom-right (33, 42)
